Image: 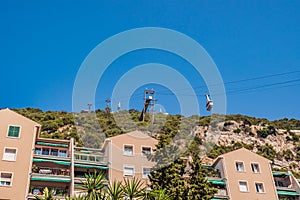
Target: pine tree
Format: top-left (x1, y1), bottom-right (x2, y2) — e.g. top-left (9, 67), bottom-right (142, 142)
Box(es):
top-left (187, 153), bottom-right (217, 200)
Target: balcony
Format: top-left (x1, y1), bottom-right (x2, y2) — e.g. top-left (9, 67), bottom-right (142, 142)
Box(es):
top-left (74, 147), bottom-right (108, 166)
top-left (28, 186), bottom-right (69, 199)
top-left (34, 147), bottom-right (70, 161)
top-left (32, 167), bottom-right (70, 176)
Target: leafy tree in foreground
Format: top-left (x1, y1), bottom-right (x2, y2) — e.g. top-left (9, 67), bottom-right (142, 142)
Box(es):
top-left (187, 153), bottom-right (217, 200)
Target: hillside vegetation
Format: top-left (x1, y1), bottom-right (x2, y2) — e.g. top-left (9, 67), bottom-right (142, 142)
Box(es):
top-left (12, 108), bottom-right (300, 177)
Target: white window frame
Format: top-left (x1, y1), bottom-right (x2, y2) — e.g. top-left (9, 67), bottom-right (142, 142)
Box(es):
top-left (251, 163), bottom-right (261, 173)
top-left (141, 146), bottom-right (152, 157)
top-left (0, 171), bottom-right (13, 187)
top-left (123, 165), bottom-right (134, 177)
top-left (238, 180), bottom-right (249, 192)
top-left (235, 161), bottom-right (245, 172)
top-left (142, 167), bottom-right (151, 179)
top-left (2, 147), bottom-right (17, 161)
top-left (123, 144), bottom-right (134, 156)
top-left (7, 125), bottom-right (21, 139)
top-left (255, 182), bottom-right (265, 193)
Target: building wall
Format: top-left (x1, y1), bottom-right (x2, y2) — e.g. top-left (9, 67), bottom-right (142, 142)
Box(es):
top-left (105, 131), bottom-right (157, 185)
top-left (220, 148), bottom-right (278, 200)
top-left (0, 109), bottom-right (40, 200)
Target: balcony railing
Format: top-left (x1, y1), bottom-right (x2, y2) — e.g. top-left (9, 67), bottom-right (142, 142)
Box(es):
top-left (32, 167), bottom-right (70, 176)
top-left (29, 186), bottom-right (69, 197)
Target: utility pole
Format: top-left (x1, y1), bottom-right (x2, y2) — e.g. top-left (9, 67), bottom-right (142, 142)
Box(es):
top-left (139, 89), bottom-right (156, 124)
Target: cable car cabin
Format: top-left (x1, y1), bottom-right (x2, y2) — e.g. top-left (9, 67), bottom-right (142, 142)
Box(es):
top-left (205, 94), bottom-right (213, 111)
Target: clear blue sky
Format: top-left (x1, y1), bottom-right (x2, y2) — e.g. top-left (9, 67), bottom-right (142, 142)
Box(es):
top-left (1, 1), bottom-right (300, 120)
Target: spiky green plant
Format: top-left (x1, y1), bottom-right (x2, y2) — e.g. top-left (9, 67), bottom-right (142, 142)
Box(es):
top-left (122, 178), bottom-right (145, 200)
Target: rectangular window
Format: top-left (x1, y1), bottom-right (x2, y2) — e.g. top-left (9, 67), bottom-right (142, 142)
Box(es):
top-left (255, 183), bottom-right (265, 193)
top-left (89, 156), bottom-right (95, 162)
top-left (3, 148), bottom-right (17, 161)
top-left (50, 149), bottom-right (58, 156)
top-left (7, 126), bottom-right (20, 138)
top-left (0, 172), bottom-right (12, 186)
top-left (236, 162), bottom-right (245, 172)
top-left (124, 166), bottom-right (134, 177)
top-left (124, 145), bottom-right (133, 156)
top-left (42, 148), bottom-right (50, 155)
top-left (239, 181), bottom-right (248, 192)
top-left (142, 147), bottom-right (151, 156)
top-left (80, 155), bottom-right (87, 160)
top-left (35, 148), bottom-right (41, 155)
top-left (58, 150), bottom-right (67, 157)
top-left (143, 168), bottom-right (151, 179)
top-left (74, 154), bottom-right (80, 160)
top-left (251, 163), bottom-right (260, 173)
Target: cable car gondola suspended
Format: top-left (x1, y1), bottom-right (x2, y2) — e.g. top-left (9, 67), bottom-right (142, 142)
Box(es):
top-left (205, 94), bottom-right (213, 111)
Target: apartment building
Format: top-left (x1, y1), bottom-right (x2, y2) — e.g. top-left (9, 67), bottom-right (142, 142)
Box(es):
top-left (27, 135), bottom-right (108, 199)
top-left (0, 108), bottom-right (41, 200)
top-left (102, 130), bottom-right (157, 185)
top-left (208, 148), bottom-right (300, 200)
top-left (0, 109), bottom-right (108, 200)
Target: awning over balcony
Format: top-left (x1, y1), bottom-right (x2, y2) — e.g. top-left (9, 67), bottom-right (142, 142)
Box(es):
top-left (33, 158), bottom-right (70, 166)
top-left (273, 171), bottom-right (291, 177)
top-left (74, 163), bottom-right (108, 170)
top-left (31, 176), bottom-right (71, 183)
top-left (277, 190), bottom-right (299, 196)
top-left (36, 141), bottom-right (68, 148)
top-left (207, 178), bottom-right (226, 186)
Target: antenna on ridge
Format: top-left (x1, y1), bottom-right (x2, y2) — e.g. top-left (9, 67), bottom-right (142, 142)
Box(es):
top-left (87, 103), bottom-right (92, 113)
top-left (117, 101), bottom-right (121, 112)
top-left (105, 98), bottom-right (111, 114)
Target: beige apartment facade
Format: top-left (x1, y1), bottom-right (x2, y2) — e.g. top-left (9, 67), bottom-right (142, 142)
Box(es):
top-left (0, 108), bottom-right (40, 200)
top-left (213, 148), bottom-right (279, 200)
top-left (102, 130), bottom-right (157, 185)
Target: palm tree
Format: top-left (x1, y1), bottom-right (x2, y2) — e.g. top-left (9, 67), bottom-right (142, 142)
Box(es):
top-left (122, 178), bottom-right (145, 200)
top-left (79, 171), bottom-right (107, 200)
top-left (35, 187), bottom-right (56, 200)
top-left (106, 180), bottom-right (124, 200)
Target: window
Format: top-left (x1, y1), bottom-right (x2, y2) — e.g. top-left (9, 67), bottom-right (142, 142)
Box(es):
top-left (50, 149), bottom-right (58, 156)
top-left (251, 163), bottom-right (260, 173)
top-left (80, 155), bottom-right (87, 160)
top-left (89, 156), bottom-right (95, 162)
top-left (239, 181), bottom-right (248, 192)
top-left (0, 172), bottom-right (12, 186)
top-left (236, 162), bottom-right (245, 172)
top-left (58, 150), bottom-right (67, 157)
top-left (7, 126), bottom-right (20, 138)
top-left (124, 166), bottom-right (134, 177)
top-left (255, 183), bottom-right (265, 193)
top-left (42, 148), bottom-right (50, 155)
top-left (142, 147), bottom-right (151, 156)
top-left (35, 148), bottom-right (41, 155)
top-left (3, 148), bottom-right (17, 161)
top-left (143, 168), bottom-right (151, 179)
top-left (124, 145), bottom-right (133, 156)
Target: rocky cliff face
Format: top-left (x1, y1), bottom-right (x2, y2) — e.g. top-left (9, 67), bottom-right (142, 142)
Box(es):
top-left (197, 120), bottom-right (300, 175)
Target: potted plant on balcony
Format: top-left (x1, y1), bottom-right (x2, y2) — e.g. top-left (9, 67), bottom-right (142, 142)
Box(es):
top-left (32, 165), bottom-right (38, 173)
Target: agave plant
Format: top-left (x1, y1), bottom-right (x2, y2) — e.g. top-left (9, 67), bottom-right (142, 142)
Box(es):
top-left (106, 180), bottom-right (124, 200)
top-left (122, 177), bottom-right (145, 200)
top-left (79, 171), bottom-right (107, 200)
top-left (35, 187), bottom-right (56, 200)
